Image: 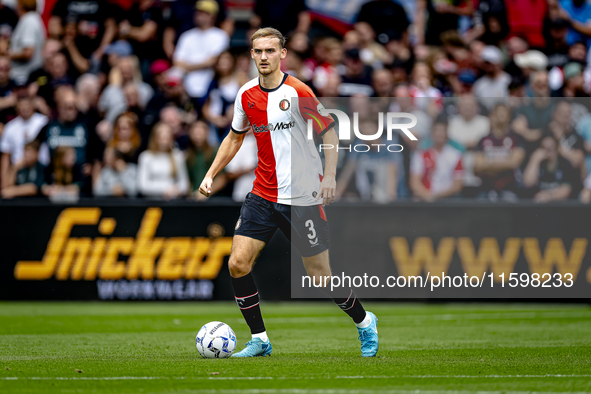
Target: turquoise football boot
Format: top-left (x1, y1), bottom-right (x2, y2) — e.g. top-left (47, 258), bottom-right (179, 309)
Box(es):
top-left (231, 338), bottom-right (272, 357)
top-left (357, 311), bottom-right (379, 357)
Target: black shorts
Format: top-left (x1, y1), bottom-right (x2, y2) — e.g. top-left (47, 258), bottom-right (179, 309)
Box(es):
top-left (234, 192), bottom-right (330, 258)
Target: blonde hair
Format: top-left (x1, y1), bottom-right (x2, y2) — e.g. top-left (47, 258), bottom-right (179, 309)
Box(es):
top-left (251, 27), bottom-right (285, 49)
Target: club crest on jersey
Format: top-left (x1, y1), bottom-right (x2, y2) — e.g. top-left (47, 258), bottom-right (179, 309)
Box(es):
top-left (248, 101), bottom-right (254, 108)
top-left (279, 99), bottom-right (290, 111)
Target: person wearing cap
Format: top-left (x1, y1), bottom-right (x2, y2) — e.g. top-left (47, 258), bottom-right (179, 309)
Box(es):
top-left (552, 62), bottom-right (589, 97)
top-left (173, 0), bottom-right (229, 113)
top-left (149, 59), bottom-right (171, 92)
top-left (143, 67), bottom-right (194, 133)
top-left (514, 50), bottom-right (548, 75)
top-left (472, 45), bottom-right (511, 108)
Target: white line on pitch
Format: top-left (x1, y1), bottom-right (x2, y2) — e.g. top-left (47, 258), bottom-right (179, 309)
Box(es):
top-left (2, 374), bottom-right (591, 381)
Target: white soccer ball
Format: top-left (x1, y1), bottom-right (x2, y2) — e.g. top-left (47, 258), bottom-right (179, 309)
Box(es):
top-left (195, 321), bottom-right (237, 358)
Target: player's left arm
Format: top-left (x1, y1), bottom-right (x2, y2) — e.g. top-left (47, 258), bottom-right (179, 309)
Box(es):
top-left (319, 127), bottom-right (338, 206)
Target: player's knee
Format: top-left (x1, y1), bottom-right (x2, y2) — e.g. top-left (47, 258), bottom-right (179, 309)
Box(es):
top-left (228, 256), bottom-right (252, 278)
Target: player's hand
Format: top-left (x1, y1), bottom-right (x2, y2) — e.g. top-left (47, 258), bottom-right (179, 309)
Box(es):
top-left (317, 176), bottom-right (336, 206)
top-left (199, 177), bottom-right (213, 197)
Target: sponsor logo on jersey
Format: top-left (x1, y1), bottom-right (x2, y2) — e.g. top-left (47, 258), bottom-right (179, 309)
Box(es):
top-left (279, 99), bottom-right (290, 111)
top-left (252, 121), bottom-right (295, 133)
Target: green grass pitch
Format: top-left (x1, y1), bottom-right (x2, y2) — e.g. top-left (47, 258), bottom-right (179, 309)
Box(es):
top-left (0, 302), bottom-right (590, 393)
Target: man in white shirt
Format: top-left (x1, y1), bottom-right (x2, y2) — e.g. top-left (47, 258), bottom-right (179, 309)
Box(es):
top-left (0, 95), bottom-right (48, 188)
top-left (173, 0), bottom-right (229, 110)
top-left (448, 97), bottom-right (490, 187)
top-left (9, 3), bottom-right (45, 85)
top-left (473, 46), bottom-right (511, 110)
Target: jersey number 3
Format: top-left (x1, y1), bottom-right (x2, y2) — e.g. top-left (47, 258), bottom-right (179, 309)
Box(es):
top-left (305, 220), bottom-right (319, 246)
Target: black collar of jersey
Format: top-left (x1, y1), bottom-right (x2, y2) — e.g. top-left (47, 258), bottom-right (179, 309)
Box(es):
top-left (259, 73), bottom-right (288, 93)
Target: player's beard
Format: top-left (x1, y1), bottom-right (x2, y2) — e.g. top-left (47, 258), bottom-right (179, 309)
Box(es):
top-left (257, 62), bottom-right (274, 75)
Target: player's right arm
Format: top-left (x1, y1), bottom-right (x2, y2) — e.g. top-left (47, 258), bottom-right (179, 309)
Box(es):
top-left (199, 86), bottom-right (251, 197)
top-left (199, 131), bottom-right (246, 197)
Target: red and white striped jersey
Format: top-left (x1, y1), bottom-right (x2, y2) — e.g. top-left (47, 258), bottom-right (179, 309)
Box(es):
top-left (410, 145), bottom-right (463, 194)
top-left (231, 74), bottom-right (334, 206)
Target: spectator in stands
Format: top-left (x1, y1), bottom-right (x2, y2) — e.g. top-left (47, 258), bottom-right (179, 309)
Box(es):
top-left (186, 120), bottom-right (224, 199)
top-left (557, 0), bottom-right (591, 48)
top-left (353, 23), bottom-right (390, 68)
top-left (473, 45), bottom-right (510, 107)
top-left (0, 56), bottom-right (16, 128)
top-left (118, 0), bottom-right (163, 71)
top-left (224, 130), bottom-right (257, 202)
top-left (0, 139), bottom-right (44, 198)
top-left (336, 119), bottom-right (398, 203)
top-left (93, 146), bottom-right (137, 197)
top-left (448, 96), bottom-right (490, 189)
top-left (504, 0), bottom-right (547, 48)
top-left (35, 86), bottom-right (90, 167)
top-left (100, 55), bottom-right (153, 123)
top-left (524, 134), bottom-right (577, 202)
top-left (149, 59), bottom-right (170, 93)
top-left (513, 71), bottom-right (553, 152)
top-left (27, 39), bottom-right (61, 111)
top-left (173, 0), bottom-right (229, 113)
top-left (355, 0), bottom-right (410, 42)
top-left (160, 104), bottom-right (190, 150)
top-left (143, 67), bottom-right (195, 133)
top-left (44, 52), bottom-right (73, 96)
top-left (469, 0), bottom-right (509, 46)
top-left (49, 0), bottom-right (116, 69)
top-left (544, 18), bottom-right (570, 69)
top-left (410, 115), bottom-right (464, 202)
top-left (137, 121), bottom-right (189, 199)
top-left (43, 145), bottom-right (84, 199)
top-left (108, 112), bottom-right (142, 163)
top-left (372, 69), bottom-right (394, 98)
top-left (338, 49), bottom-right (374, 97)
top-left (416, 0), bottom-right (475, 46)
top-left (552, 62), bottom-right (589, 97)
top-left (474, 103), bottom-right (526, 202)
top-left (311, 38), bottom-right (342, 93)
top-left (546, 101), bottom-right (586, 194)
top-left (9, 0), bottom-right (45, 85)
top-left (0, 3), bottom-right (18, 48)
top-left (409, 62), bottom-right (443, 115)
top-left (202, 51), bottom-right (246, 141)
top-left (391, 83), bottom-right (432, 149)
top-left (250, 0), bottom-right (309, 37)
top-left (449, 97), bottom-right (490, 151)
top-left (0, 94), bottom-right (48, 188)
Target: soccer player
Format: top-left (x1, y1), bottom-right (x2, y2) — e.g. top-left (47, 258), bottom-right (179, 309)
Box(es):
top-left (199, 27), bottom-right (379, 357)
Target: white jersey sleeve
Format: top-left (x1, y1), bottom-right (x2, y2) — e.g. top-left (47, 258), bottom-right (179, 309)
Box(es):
top-left (231, 88), bottom-right (250, 134)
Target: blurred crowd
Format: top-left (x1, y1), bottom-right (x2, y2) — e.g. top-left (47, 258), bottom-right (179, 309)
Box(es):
top-left (1, 0), bottom-right (591, 203)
